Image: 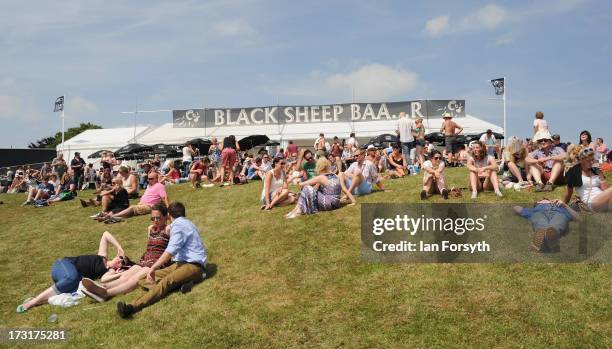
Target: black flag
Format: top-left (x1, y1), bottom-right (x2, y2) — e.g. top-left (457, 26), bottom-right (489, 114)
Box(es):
top-left (490, 78), bottom-right (504, 96)
top-left (54, 96), bottom-right (64, 112)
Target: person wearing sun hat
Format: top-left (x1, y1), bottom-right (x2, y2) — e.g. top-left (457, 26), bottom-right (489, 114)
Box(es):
top-left (526, 130), bottom-right (566, 192)
top-left (563, 146), bottom-right (612, 212)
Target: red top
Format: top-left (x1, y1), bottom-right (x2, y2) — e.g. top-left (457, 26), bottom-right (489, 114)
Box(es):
top-left (139, 226), bottom-right (171, 268)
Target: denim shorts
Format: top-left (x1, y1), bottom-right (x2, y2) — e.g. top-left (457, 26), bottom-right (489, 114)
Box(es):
top-left (51, 258), bottom-right (82, 293)
top-left (345, 178), bottom-right (372, 195)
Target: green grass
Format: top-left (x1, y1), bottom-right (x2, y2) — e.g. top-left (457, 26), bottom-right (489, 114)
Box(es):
top-left (0, 168), bottom-right (610, 348)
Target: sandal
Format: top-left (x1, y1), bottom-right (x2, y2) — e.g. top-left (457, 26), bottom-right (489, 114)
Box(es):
top-left (16, 297), bottom-right (33, 313)
top-left (104, 217), bottom-right (124, 224)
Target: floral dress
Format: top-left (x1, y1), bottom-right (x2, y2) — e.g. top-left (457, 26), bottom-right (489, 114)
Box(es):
top-left (298, 173), bottom-right (341, 214)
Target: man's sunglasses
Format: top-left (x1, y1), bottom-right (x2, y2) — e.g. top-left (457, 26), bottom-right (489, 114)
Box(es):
top-left (433, 156), bottom-right (441, 160)
top-left (150, 216), bottom-right (163, 221)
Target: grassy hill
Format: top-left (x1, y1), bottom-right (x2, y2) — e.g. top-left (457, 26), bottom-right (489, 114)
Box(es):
top-left (0, 168), bottom-right (610, 348)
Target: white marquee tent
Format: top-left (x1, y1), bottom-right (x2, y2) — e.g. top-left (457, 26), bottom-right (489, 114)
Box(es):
top-left (57, 126), bottom-right (150, 161)
top-left (137, 114), bottom-right (502, 149)
top-left (57, 114), bottom-right (502, 160)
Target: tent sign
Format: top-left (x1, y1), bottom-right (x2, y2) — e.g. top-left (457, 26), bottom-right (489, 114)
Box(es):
top-left (173, 100), bottom-right (465, 128)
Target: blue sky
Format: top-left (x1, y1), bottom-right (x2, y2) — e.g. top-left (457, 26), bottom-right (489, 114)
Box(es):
top-left (1, 0), bottom-right (610, 147)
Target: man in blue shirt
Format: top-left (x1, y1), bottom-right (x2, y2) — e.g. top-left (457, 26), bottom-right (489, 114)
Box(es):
top-left (513, 199), bottom-right (581, 252)
top-left (117, 201), bottom-right (207, 318)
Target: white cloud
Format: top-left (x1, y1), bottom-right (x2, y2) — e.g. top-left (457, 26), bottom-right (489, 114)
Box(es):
top-left (67, 96), bottom-right (99, 118)
top-left (213, 19), bottom-right (256, 37)
top-left (495, 33), bottom-right (515, 46)
top-left (461, 4), bottom-right (507, 31)
top-left (425, 1), bottom-right (588, 37)
top-left (424, 15), bottom-right (449, 37)
top-left (0, 95), bottom-right (43, 121)
top-left (262, 64), bottom-right (420, 102)
top-left (325, 64), bottom-right (418, 101)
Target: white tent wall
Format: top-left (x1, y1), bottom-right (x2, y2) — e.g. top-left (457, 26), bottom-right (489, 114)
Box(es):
top-left (56, 126), bottom-right (150, 162)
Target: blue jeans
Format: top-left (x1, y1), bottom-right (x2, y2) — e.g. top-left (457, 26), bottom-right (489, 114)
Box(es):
top-left (51, 258), bottom-right (81, 293)
top-left (529, 211), bottom-right (571, 236)
top-left (182, 161), bottom-right (192, 178)
top-left (401, 142), bottom-right (414, 160)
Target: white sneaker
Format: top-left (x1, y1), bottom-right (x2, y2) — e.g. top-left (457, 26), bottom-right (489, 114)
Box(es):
top-left (202, 183), bottom-right (214, 188)
top-left (471, 191), bottom-right (478, 199)
top-left (495, 190), bottom-right (504, 197)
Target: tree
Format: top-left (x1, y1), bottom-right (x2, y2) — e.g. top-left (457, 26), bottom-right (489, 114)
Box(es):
top-left (28, 123), bottom-right (103, 149)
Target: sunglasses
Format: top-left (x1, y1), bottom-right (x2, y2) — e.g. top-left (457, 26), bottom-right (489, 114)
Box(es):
top-left (147, 177), bottom-right (156, 181)
top-left (150, 216), bottom-right (163, 221)
top-left (433, 156), bottom-right (441, 160)
top-left (537, 139), bottom-right (549, 143)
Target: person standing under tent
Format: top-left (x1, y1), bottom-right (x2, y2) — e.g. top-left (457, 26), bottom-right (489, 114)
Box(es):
top-left (395, 111), bottom-right (416, 171)
top-left (314, 133), bottom-right (327, 159)
top-left (440, 112), bottom-right (463, 167)
top-left (181, 142), bottom-right (195, 178)
top-left (480, 129), bottom-right (498, 158)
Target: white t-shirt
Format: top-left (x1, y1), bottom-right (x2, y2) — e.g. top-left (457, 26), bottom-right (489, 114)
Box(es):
top-left (423, 160), bottom-right (444, 171)
top-left (182, 146), bottom-right (193, 162)
top-left (348, 137), bottom-right (359, 149)
top-left (479, 134), bottom-right (496, 147)
top-left (533, 119), bottom-right (548, 132)
top-left (576, 175), bottom-right (603, 205)
top-left (395, 117), bottom-right (415, 143)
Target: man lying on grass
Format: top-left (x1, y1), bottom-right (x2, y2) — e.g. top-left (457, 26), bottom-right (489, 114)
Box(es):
top-left (116, 201), bottom-right (208, 319)
top-left (81, 202), bottom-right (172, 302)
top-left (513, 198), bottom-right (581, 252)
top-left (17, 231), bottom-right (129, 313)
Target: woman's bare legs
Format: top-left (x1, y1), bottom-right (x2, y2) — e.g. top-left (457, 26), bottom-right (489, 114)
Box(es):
top-left (105, 267), bottom-right (149, 297)
top-left (591, 187), bottom-right (612, 212)
top-left (22, 286), bottom-right (58, 310)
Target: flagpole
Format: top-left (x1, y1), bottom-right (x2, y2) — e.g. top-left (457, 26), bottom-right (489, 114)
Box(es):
top-left (503, 77), bottom-right (507, 147)
top-left (61, 94), bottom-right (66, 153)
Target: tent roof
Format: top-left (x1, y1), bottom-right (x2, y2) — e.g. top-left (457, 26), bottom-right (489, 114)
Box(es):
top-left (57, 127), bottom-right (150, 151)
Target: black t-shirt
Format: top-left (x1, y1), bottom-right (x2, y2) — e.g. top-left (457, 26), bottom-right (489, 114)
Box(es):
top-left (65, 255), bottom-right (108, 279)
top-left (71, 158), bottom-right (86, 173)
top-left (110, 188), bottom-right (130, 210)
top-left (565, 164), bottom-right (599, 188)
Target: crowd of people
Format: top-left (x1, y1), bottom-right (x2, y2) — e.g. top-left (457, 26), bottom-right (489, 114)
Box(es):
top-left (3, 110), bottom-right (612, 318)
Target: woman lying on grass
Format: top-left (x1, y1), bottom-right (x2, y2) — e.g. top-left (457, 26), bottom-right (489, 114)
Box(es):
top-left (80, 202), bottom-right (171, 302)
top-left (17, 231), bottom-right (129, 313)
